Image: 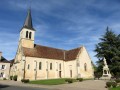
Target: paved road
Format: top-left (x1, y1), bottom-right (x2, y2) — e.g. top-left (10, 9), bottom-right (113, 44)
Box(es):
top-left (0, 84), bottom-right (50, 90)
top-left (0, 80), bottom-right (107, 90)
top-left (53, 80), bottom-right (108, 90)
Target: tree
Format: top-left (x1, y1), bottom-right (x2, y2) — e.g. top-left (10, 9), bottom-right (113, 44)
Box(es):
top-left (94, 27), bottom-right (120, 77)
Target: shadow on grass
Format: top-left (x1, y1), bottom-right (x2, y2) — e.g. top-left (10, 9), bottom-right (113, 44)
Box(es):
top-left (0, 84), bottom-right (9, 88)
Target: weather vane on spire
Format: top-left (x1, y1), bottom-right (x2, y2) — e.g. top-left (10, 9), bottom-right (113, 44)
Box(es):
top-left (29, 0), bottom-right (32, 9)
top-left (26, 0), bottom-right (32, 10)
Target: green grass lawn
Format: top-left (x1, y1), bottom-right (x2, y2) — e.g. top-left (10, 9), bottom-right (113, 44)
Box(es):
top-left (109, 86), bottom-right (120, 90)
top-left (29, 78), bottom-right (66, 85)
top-left (83, 78), bottom-right (94, 81)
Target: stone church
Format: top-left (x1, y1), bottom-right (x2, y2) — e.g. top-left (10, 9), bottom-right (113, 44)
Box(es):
top-left (10, 9), bottom-right (94, 81)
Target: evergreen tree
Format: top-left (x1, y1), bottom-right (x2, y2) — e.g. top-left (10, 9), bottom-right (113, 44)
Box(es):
top-left (94, 27), bottom-right (120, 77)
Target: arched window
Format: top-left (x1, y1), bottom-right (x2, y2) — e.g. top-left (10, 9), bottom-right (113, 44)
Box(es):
top-left (39, 62), bottom-right (42, 70)
top-left (50, 63), bottom-right (52, 70)
top-left (26, 31), bottom-right (28, 38)
top-left (29, 32), bottom-right (32, 39)
top-left (59, 64), bottom-right (61, 70)
top-left (84, 63), bottom-right (87, 71)
top-left (28, 64), bottom-right (30, 69)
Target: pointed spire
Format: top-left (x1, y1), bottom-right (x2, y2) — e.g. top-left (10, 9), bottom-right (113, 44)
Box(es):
top-left (23, 8), bottom-right (35, 30)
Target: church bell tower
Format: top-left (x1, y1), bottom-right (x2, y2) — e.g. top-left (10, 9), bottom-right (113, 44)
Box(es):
top-left (19, 9), bottom-right (35, 48)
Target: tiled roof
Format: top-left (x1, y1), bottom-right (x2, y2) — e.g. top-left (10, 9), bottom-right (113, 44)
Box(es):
top-left (23, 44), bottom-right (82, 61)
top-left (65, 47), bottom-right (81, 61)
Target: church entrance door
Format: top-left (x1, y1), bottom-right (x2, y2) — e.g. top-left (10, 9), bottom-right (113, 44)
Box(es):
top-left (59, 71), bottom-right (61, 78)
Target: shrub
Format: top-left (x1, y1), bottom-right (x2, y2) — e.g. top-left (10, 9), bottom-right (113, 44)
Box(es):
top-left (13, 75), bottom-right (17, 81)
top-left (21, 79), bottom-right (24, 82)
top-left (115, 79), bottom-right (120, 83)
top-left (65, 79), bottom-right (74, 83)
top-left (111, 82), bottom-right (117, 88)
top-left (106, 82), bottom-right (112, 88)
top-left (21, 79), bottom-right (29, 83)
top-left (105, 86), bottom-right (107, 88)
top-left (115, 72), bottom-right (120, 79)
top-left (3, 78), bottom-right (7, 80)
top-left (76, 78), bottom-right (83, 82)
top-left (94, 72), bottom-right (102, 79)
top-left (10, 76), bottom-right (13, 80)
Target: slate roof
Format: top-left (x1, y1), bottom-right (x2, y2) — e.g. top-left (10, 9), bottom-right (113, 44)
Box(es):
top-left (23, 44), bottom-right (82, 61)
top-left (23, 9), bottom-right (35, 31)
top-left (0, 56), bottom-right (10, 63)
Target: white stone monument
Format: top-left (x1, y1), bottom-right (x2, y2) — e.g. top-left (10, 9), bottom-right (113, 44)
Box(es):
top-left (101, 58), bottom-right (111, 79)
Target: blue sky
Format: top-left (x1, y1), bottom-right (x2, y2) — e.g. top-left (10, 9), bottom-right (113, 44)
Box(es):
top-left (0, 0), bottom-right (120, 64)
